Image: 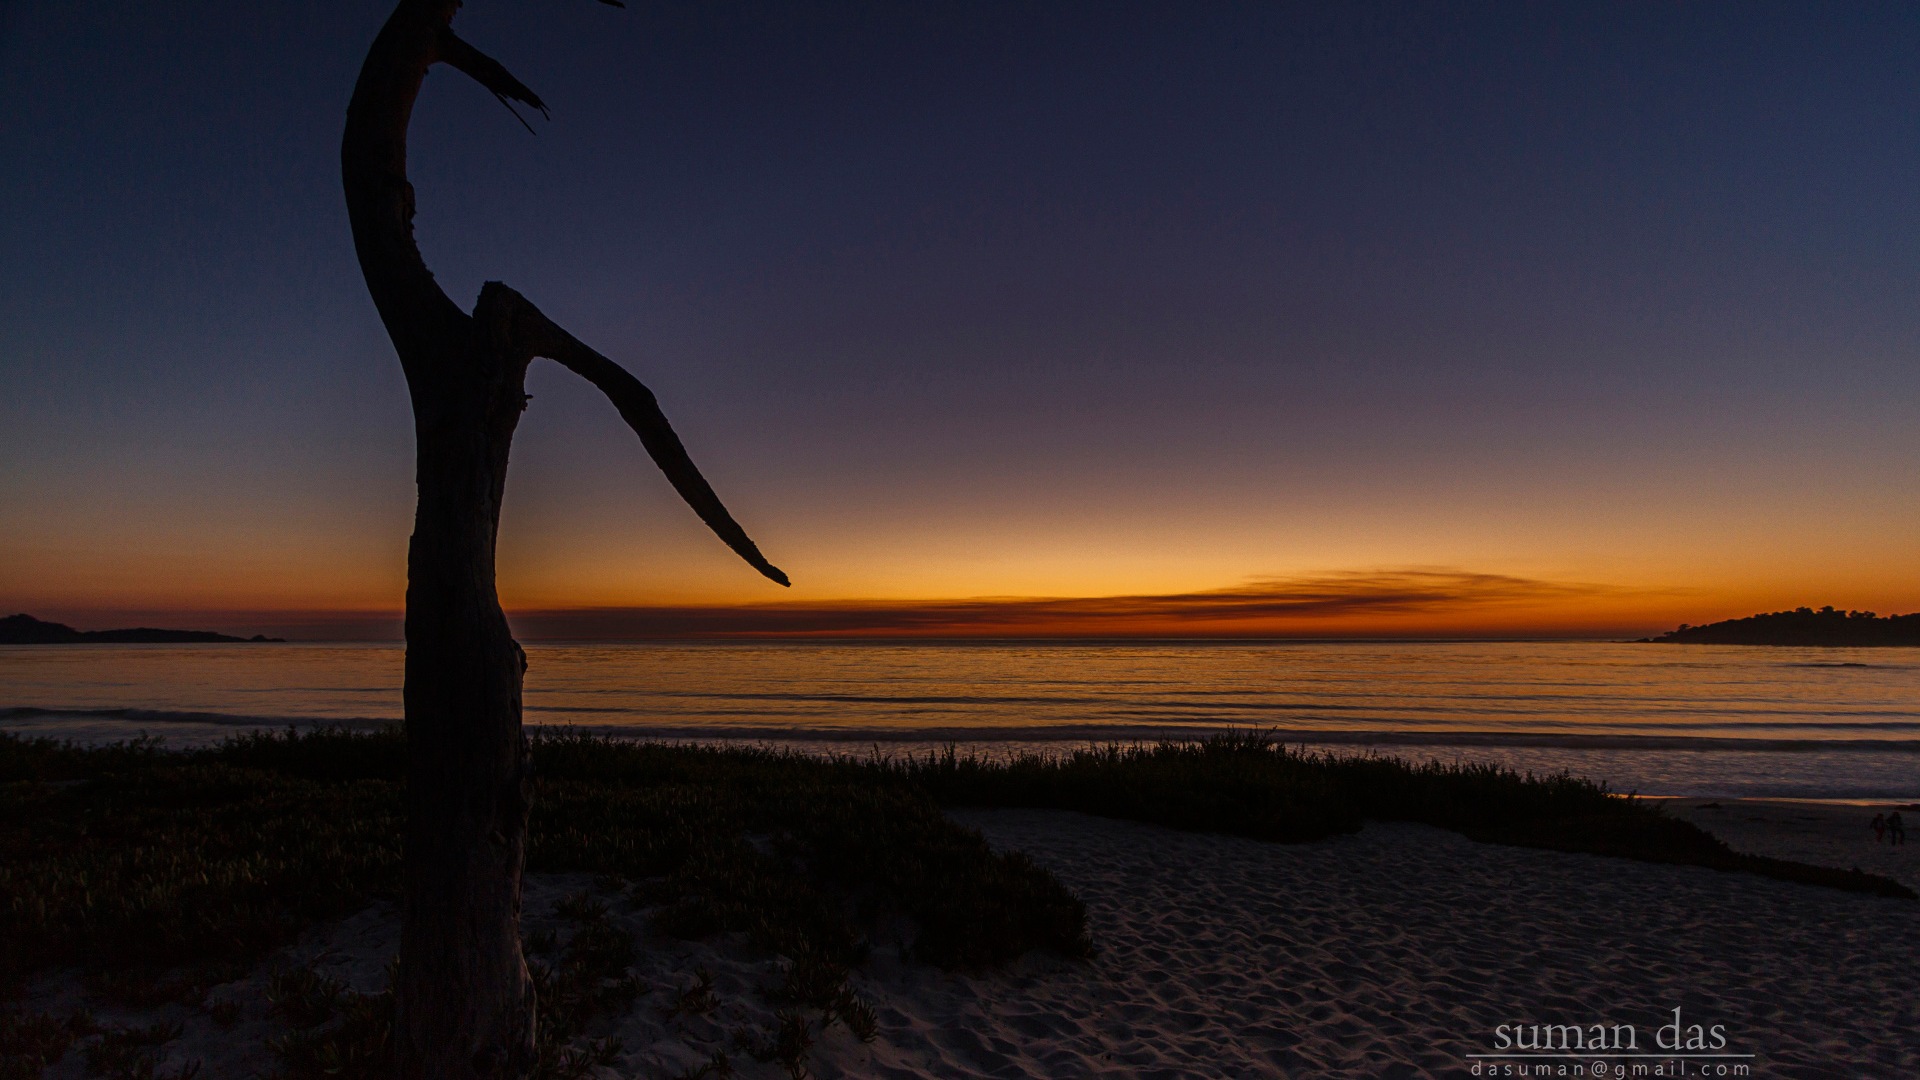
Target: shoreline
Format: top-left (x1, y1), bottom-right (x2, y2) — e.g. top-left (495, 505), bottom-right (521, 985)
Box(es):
top-left (1661, 796), bottom-right (1920, 894)
top-left (11, 714), bottom-right (1920, 807)
top-left (7, 713), bottom-right (1920, 805)
top-left (13, 707), bottom-right (1920, 752)
top-left (1642, 793), bottom-right (1920, 807)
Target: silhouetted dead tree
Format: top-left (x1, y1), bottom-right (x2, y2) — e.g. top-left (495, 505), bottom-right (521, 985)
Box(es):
top-left (341, 3), bottom-right (786, 1076)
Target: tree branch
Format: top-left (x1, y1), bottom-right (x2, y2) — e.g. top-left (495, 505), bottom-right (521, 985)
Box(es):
top-left (478, 283), bottom-right (790, 588)
top-left (439, 29), bottom-right (551, 129)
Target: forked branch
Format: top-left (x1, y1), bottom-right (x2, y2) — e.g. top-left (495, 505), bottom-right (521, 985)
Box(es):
top-left (479, 283), bottom-right (790, 586)
top-left (439, 29), bottom-right (549, 130)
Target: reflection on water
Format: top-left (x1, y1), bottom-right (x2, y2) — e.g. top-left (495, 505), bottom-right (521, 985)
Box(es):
top-left (4, 641), bottom-right (1917, 798)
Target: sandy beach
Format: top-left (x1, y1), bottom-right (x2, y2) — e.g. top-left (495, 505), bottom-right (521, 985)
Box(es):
top-left (1663, 798), bottom-right (1920, 895)
top-left (24, 798), bottom-right (1916, 1080)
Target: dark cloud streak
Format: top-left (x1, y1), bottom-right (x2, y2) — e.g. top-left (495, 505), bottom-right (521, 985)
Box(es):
top-left (509, 570), bottom-right (1615, 639)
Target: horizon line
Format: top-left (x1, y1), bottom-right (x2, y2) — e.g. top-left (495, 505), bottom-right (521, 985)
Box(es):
top-left (7, 567), bottom-right (1814, 642)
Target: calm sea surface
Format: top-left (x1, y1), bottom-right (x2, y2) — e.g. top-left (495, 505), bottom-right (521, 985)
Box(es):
top-left (3, 641), bottom-right (1916, 799)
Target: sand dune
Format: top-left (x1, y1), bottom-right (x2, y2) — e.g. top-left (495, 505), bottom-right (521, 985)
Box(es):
top-left (31, 803), bottom-right (1920, 1079)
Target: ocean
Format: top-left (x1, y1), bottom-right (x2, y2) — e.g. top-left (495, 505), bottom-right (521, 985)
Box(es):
top-left (3, 640), bottom-right (1916, 800)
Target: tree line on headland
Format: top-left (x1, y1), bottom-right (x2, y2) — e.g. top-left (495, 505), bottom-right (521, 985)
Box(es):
top-left (0, 614), bottom-right (281, 644)
top-left (1641, 606), bottom-right (1920, 646)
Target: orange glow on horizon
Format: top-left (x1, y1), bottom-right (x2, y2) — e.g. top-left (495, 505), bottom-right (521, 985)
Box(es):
top-left (15, 567), bottom-right (1918, 643)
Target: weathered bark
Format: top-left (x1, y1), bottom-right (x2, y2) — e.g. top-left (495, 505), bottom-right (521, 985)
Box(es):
top-left (342, 4), bottom-right (782, 1076)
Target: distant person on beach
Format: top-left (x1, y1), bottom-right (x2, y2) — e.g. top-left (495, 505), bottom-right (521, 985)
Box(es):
top-left (1872, 813), bottom-right (1888, 843)
top-left (1890, 812), bottom-right (1907, 846)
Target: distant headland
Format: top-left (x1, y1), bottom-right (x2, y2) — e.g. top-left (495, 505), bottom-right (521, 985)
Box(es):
top-left (1640, 607), bottom-right (1920, 646)
top-left (0, 613), bottom-right (283, 645)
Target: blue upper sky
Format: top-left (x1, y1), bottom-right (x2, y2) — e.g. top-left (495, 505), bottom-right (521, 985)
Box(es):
top-left (3, 1), bottom-right (1917, 634)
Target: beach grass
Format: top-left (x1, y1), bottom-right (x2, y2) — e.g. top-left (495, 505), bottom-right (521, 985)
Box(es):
top-left (885, 732), bottom-right (1913, 899)
top-left (0, 727), bottom-right (1908, 1077)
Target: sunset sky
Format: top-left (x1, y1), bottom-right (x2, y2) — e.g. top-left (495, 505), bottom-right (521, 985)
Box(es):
top-left (3, 1), bottom-right (1917, 639)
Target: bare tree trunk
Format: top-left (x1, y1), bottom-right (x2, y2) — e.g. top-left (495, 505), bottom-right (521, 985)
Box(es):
top-left (394, 292), bottom-right (538, 1078)
top-left (342, 4), bottom-right (784, 1076)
